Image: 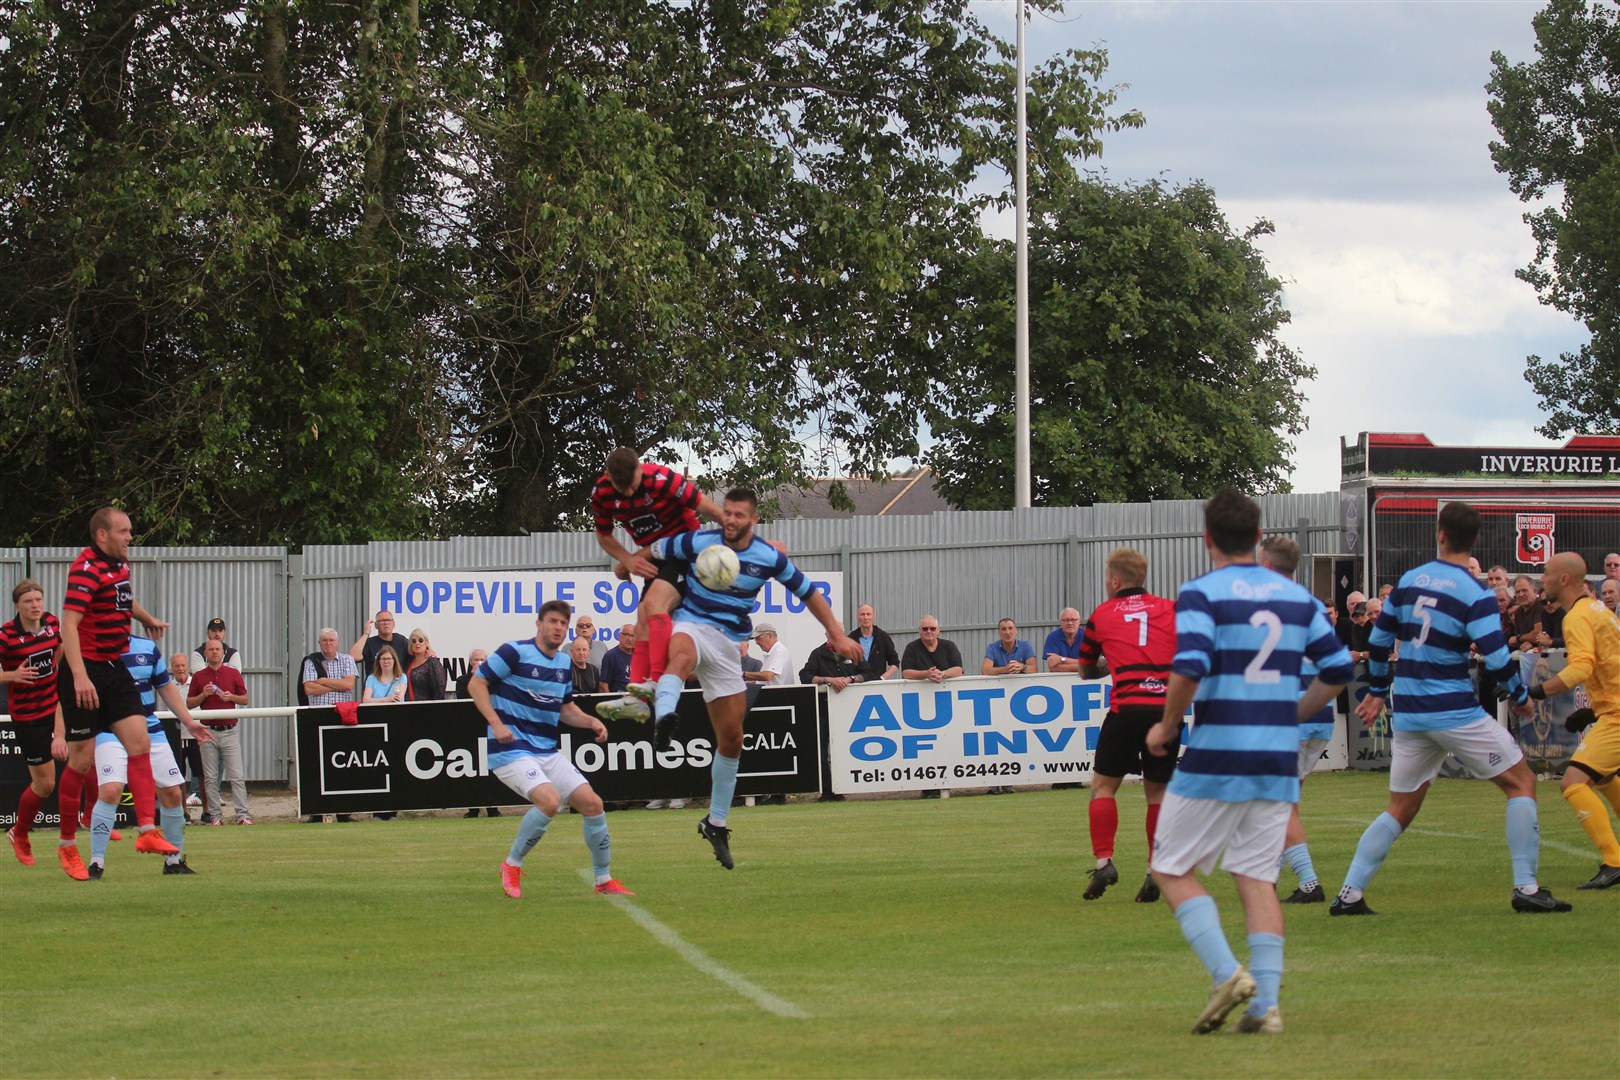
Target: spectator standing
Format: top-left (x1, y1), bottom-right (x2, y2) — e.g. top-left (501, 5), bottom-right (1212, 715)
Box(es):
top-left (599, 626), bottom-right (635, 694)
top-left (801, 641), bottom-right (867, 691)
top-left (363, 648), bottom-right (407, 702)
top-left (301, 629), bottom-right (359, 824)
top-left (454, 649), bottom-right (489, 700)
top-left (1539, 593), bottom-right (1566, 650)
top-left (301, 628), bottom-right (359, 707)
top-left (1506, 576), bottom-right (1544, 653)
top-left (1487, 565), bottom-right (1511, 591)
top-left (188, 639), bottom-right (252, 826)
top-left (1337, 591), bottom-right (1366, 648)
top-left (1601, 578), bottom-right (1619, 614)
top-left (168, 651), bottom-right (207, 821)
top-left (569, 637), bottom-right (602, 694)
top-left (746, 623), bottom-right (796, 686)
top-left (1044, 608), bottom-right (1084, 673)
top-left (572, 615), bottom-right (609, 667)
top-left (981, 617), bottom-right (1035, 793)
top-left (350, 610), bottom-right (411, 679)
top-left (1605, 553), bottom-right (1620, 581)
top-left (403, 630), bottom-right (447, 701)
top-left (455, 650), bottom-right (502, 819)
top-left (189, 617), bottom-right (241, 676)
top-left (848, 604), bottom-right (899, 682)
top-left (982, 618), bottom-right (1036, 675)
top-left (903, 616), bottom-right (963, 800)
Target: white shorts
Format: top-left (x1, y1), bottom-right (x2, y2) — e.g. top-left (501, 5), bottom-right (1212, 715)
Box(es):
top-left (1298, 737), bottom-right (1330, 780)
top-left (1151, 793), bottom-right (1291, 883)
top-left (94, 736), bottom-right (183, 790)
top-left (1389, 717), bottom-right (1524, 793)
top-left (673, 619), bottom-right (746, 702)
top-left (493, 754), bottom-right (588, 804)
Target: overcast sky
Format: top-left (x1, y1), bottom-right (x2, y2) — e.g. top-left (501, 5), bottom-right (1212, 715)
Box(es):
top-left (973, 0), bottom-right (1587, 494)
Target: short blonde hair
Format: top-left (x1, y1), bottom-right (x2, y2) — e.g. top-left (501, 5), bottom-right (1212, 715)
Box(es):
top-left (1106, 548), bottom-right (1147, 588)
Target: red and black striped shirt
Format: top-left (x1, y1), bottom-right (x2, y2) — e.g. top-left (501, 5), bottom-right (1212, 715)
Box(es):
top-left (591, 462), bottom-right (702, 546)
top-left (0, 612), bottom-right (61, 723)
top-left (62, 545), bottom-right (133, 662)
top-left (1078, 588), bottom-right (1177, 711)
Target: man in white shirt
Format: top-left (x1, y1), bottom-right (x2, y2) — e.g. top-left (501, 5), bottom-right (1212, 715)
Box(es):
top-left (745, 623), bottom-right (796, 687)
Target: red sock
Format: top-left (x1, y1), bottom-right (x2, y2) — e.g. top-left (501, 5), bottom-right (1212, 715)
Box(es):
top-left (630, 639), bottom-right (651, 684)
top-left (58, 768), bottom-right (88, 840)
top-left (15, 787), bottom-right (43, 836)
top-left (126, 752), bottom-right (157, 828)
top-left (1088, 796), bottom-right (1118, 860)
top-left (1145, 801), bottom-right (1162, 851)
top-left (648, 614), bottom-right (673, 681)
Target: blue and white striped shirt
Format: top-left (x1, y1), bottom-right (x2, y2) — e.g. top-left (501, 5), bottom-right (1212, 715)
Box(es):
top-left (1298, 599), bottom-right (1337, 743)
top-left (121, 635), bottom-right (171, 735)
top-left (652, 529), bottom-right (815, 642)
top-left (479, 640), bottom-right (573, 766)
top-left (1169, 565), bottom-right (1354, 803)
top-left (1367, 559), bottom-right (1525, 732)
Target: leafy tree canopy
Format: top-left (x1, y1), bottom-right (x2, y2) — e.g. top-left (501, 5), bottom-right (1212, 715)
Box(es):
top-left (1488, 0), bottom-right (1620, 435)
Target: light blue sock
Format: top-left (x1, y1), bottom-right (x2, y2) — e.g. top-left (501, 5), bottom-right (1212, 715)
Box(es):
top-left (1340, 811), bottom-right (1403, 900)
top-left (1246, 932), bottom-right (1284, 1015)
top-left (1282, 843), bottom-right (1318, 888)
top-left (583, 813), bottom-right (612, 884)
top-left (1172, 895), bottom-right (1239, 985)
top-left (655, 674), bottom-right (684, 719)
top-left (1505, 796), bottom-right (1539, 891)
top-left (708, 754), bottom-right (740, 826)
top-left (159, 803), bottom-right (186, 863)
top-left (90, 800), bottom-right (118, 865)
top-left (507, 807), bottom-right (552, 866)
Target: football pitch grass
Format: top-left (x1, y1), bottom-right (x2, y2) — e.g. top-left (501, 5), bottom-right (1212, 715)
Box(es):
top-left (3, 772), bottom-right (1617, 1078)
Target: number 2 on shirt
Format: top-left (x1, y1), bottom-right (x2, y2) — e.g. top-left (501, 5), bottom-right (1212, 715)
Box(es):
top-left (1244, 610), bottom-right (1283, 684)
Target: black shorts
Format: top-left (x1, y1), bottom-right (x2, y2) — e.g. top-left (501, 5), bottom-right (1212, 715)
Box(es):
top-left (11, 718), bottom-right (55, 766)
top-left (58, 660), bottom-right (145, 740)
top-left (639, 553), bottom-right (688, 599)
top-left (1093, 707), bottom-right (1179, 784)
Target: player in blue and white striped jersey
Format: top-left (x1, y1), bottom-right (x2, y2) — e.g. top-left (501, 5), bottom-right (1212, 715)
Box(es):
top-left (1146, 490), bottom-right (1353, 1036)
top-left (1333, 501), bottom-right (1571, 916)
top-left (86, 636), bottom-right (213, 878)
top-left (1258, 535), bottom-right (1336, 904)
top-left (645, 488), bottom-right (861, 870)
top-left (468, 600), bottom-right (633, 900)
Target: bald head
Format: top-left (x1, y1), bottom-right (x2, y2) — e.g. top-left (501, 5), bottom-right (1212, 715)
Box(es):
top-left (1542, 552), bottom-right (1588, 606)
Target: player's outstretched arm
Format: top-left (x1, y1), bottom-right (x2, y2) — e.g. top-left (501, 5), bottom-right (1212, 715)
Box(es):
top-left (158, 681), bottom-right (211, 743)
top-left (804, 592), bottom-right (863, 661)
top-left (131, 600), bottom-right (168, 640)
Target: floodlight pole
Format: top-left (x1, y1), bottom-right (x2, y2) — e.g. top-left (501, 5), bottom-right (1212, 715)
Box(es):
top-left (1014, 0), bottom-right (1031, 509)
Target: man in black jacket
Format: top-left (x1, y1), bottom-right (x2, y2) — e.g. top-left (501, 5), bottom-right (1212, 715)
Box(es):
top-left (848, 604), bottom-right (899, 683)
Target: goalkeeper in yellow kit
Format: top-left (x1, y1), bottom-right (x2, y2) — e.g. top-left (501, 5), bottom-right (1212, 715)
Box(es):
top-left (1527, 553), bottom-right (1620, 889)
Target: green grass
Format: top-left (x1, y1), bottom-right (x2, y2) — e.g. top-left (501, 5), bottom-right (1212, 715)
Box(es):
top-left (3, 773), bottom-right (1617, 1078)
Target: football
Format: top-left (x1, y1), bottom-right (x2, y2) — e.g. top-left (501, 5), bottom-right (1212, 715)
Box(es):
top-left (693, 543), bottom-right (741, 590)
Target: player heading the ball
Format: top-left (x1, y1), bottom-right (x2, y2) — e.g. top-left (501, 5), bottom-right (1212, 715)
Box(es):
top-left (645, 488), bottom-right (862, 869)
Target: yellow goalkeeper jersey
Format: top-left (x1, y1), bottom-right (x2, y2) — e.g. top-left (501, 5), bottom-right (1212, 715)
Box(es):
top-left (1560, 596), bottom-right (1620, 722)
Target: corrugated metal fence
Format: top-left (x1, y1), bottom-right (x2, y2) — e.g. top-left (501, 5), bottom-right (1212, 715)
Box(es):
top-left (4, 494), bottom-right (1345, 784)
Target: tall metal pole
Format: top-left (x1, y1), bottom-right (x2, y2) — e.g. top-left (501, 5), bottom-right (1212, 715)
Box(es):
top-left (1014, 0), bottom-right (1031, 508)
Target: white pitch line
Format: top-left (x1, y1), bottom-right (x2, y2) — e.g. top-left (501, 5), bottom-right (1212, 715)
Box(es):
top-left (577, 870), bottom-right (811, 1019)
top-left (1317, 817), bottom-right (1592, 860)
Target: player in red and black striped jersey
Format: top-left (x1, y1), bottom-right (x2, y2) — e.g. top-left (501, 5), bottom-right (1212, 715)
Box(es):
top-left (2, 579), bottom-right (66, 866)
top-left (1077, 547), bottom-right (1179, 903)
top-left (54, 507), bottom-right (179, 878)
top-left (591, 449), bottom-right (723, 698)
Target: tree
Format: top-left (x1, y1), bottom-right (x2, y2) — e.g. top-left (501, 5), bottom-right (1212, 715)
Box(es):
top-left (1487, 0), bottom-right (1620, 436)
top-left (919, 178), bottom-right (1312, 509)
